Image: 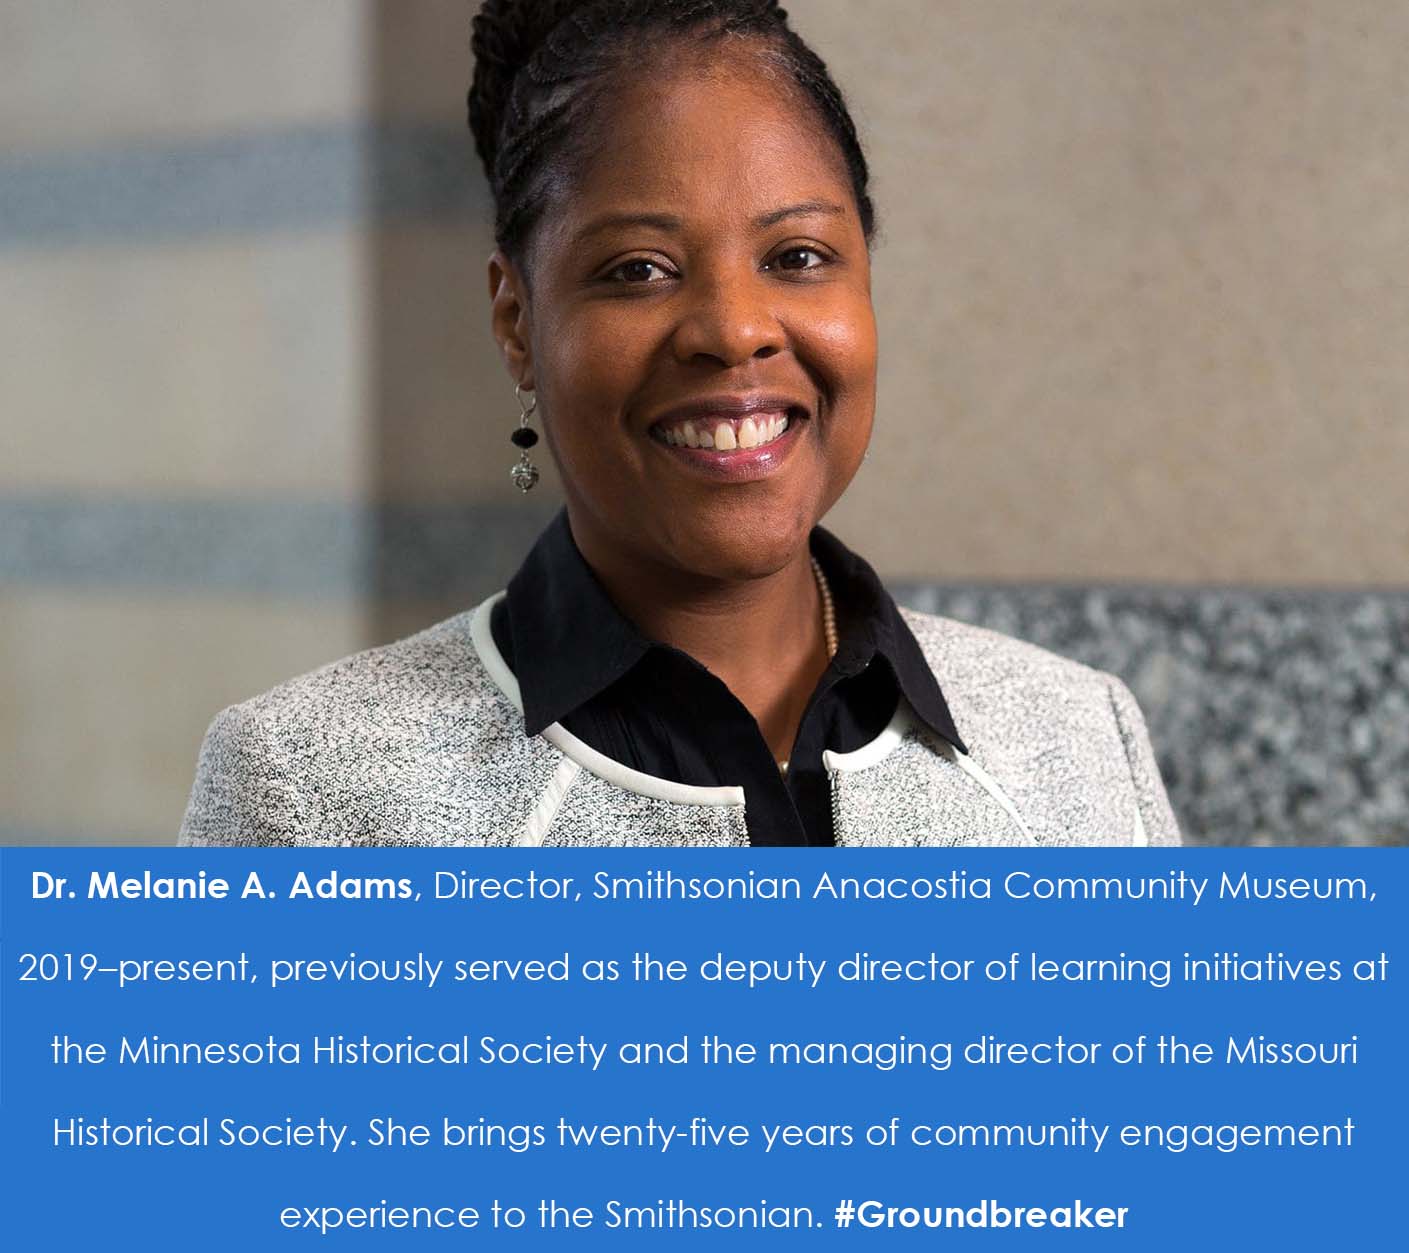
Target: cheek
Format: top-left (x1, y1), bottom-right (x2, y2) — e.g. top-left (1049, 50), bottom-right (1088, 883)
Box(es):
top-left (534, 312), bottom-right (649, 457)
top-left (545, 312), bottom-right (634, 401)
top-left (799, 299), bottom-right (878, 431)
top-left (802, 298), bottom-right (877, 515)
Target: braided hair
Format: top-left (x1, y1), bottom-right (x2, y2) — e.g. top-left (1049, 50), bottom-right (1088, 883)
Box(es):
top-left (469, 0), bottom-right (875, 269)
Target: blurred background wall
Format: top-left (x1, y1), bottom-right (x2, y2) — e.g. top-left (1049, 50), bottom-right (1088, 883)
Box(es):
top-left (1, 0), bottom-right (1405, 844)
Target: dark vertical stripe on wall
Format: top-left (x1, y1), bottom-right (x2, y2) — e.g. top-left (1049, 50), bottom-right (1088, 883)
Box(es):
top-left (368, 3), bottom-right (497, 641)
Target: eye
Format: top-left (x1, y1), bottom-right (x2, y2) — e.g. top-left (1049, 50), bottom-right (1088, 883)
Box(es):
top-left (765, 246), bottom-right (830, 274)
top-left (604, 258), bottom-right (675, 284)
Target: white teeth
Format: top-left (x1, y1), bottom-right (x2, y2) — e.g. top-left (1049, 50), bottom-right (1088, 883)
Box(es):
top-left (658, 413), bottom-right (794, 451)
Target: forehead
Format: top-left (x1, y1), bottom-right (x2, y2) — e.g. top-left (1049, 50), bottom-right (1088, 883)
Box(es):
top-left (542, 42), bottom-right (855, 243)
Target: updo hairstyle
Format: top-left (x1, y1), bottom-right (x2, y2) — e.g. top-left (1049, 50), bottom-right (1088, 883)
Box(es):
top-left (468, 0), bottom-right (876, 270)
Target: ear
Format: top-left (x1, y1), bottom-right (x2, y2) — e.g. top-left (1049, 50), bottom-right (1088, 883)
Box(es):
top-left (487, 249), bottom-right (534, 390)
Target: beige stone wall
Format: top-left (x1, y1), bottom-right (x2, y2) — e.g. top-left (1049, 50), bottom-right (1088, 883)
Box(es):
top-left (807, 0), bottom-right (1409, 586)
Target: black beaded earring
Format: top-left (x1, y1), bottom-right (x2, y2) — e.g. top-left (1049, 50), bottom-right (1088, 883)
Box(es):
top-left (510, 382), bottom-right (539, 492)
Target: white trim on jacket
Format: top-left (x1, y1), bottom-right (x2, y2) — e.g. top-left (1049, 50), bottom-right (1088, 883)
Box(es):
top-left (471, 594), bottom-right (1041, 845)
top-left (471, 593), bottom-right (748, 808)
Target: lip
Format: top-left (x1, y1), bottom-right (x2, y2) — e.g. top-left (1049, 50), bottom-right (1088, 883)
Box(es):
top-left (646, 392), bottom-right (812, 483)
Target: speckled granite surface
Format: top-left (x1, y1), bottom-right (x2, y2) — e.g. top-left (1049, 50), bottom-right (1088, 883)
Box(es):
top-left (893, 584), bottom-right (1409, 846)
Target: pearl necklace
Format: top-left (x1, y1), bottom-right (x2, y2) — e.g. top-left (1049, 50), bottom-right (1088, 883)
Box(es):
top-left (778, 556), bottom-right (837, 776)
top-left (811, 554), bottom-right (839, 659)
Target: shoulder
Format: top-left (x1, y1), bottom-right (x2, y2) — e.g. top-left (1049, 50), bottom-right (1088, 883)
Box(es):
top-left (896, 604), bottom-right (1142, 754)
top-left (213, 608), bottom-right (505, 736)
top-left (897, 604), bottom-right (1117, 704)
top-left (180, 607), bottom-right (521, 843)
top-left (896, 605), bottom-right (1180, 845)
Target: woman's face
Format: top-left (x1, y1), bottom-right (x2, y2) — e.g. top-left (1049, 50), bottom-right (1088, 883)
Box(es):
top-left (492, 43), bottom-right (877, 584)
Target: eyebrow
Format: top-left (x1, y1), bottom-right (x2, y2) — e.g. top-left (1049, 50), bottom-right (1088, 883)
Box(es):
top-left (572, 199), bottom-right (848, 243)
top-left (754, 199), bottom-right (848, 229)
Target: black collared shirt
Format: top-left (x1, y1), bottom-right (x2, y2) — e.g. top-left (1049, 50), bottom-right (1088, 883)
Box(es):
top-left (490, 510), bottom-right (965, 845)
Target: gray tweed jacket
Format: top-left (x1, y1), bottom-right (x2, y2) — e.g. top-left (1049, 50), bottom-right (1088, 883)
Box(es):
top-left (179, 594), bottom-right (1181, 847)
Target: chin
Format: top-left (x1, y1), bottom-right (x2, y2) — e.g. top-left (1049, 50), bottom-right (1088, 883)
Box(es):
top-left (662, 502), bottom-right (816, 582)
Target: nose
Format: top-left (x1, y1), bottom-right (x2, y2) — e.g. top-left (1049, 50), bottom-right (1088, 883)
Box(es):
top-left (669, 267), bottom-right (784, 367)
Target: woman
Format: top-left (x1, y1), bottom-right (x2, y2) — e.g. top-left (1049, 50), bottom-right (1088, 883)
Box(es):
top-left (180, 0), bottom-right (1179, 848)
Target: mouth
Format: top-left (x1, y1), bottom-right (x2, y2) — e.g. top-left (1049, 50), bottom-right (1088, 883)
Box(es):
top-left (651, 411), bottom-right (795, 451)
top-left (646, 395), bottom-right (811, 481)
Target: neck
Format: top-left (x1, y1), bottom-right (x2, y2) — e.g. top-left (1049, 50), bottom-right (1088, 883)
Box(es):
top-left (570, 519), bottom-right (831, 761)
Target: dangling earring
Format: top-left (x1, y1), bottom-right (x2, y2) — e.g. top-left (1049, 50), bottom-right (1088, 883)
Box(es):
top-left (510, 382), bottom-right (540, 492)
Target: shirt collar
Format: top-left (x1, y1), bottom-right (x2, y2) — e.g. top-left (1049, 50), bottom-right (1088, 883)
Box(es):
top-left (505, 510), bottom-right (650, 737)
top-left (504, 508), bottom-right (966, 754)
top-left (808, 527), bottom-right (968, 755)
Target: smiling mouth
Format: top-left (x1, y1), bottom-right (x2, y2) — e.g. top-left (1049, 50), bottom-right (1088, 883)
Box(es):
top-left (650, 411), bottom-right (795, 451)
